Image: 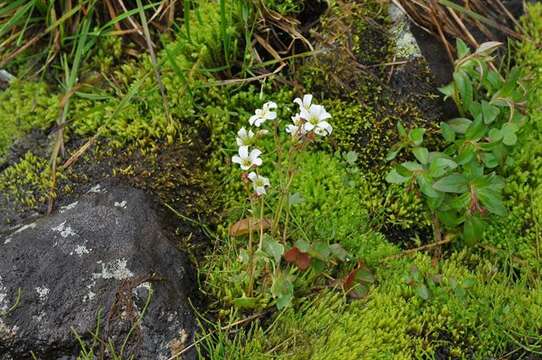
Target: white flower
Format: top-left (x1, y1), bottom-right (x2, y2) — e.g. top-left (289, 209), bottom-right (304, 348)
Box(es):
top-left (285, 114), bottom-right (305, 137)
top-left (236, 127), bottom-right (255, 146)
top-left (285, 124), bottom-right (300, 136)
top-left (248, 172), bottom-right (270, 196)
top-left (294, 94), bottom-right (313, 111)
top-left (301, 104), bottom-right (332, 136)
top-left (291, 114), bottom-right (303, 126)
top-left (232, 146), bottom-right (262, 170)
top-left (249, 101), bottom-right (277, 127)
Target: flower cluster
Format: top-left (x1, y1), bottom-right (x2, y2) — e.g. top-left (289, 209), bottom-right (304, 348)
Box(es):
top-left (232, 95), bottom-right (332, 196)
top-left (286, 94), bottom-right (332, 138)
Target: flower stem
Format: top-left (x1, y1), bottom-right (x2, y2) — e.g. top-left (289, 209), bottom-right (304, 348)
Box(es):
top-left (258, 196), bottom-right (265, 250)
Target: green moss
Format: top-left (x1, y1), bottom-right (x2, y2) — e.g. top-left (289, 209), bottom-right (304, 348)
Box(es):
top-left (0, 152), bottom-right (55, 209)
top-left (263, 0), bottom-right (303, 15)
top-left (0, 81), bottom-right (57, 160)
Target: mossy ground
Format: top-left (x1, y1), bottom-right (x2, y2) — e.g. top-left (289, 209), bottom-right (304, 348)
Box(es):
top-left (1, 0), bottom-right (542, 358)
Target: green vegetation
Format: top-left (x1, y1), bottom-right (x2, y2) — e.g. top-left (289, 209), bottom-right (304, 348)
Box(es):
top-left (1, 0), bottom-right (542, 359)
top-left (387, 40), bottom-right (528, 246)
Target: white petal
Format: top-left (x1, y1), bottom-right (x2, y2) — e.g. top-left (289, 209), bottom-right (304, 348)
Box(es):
top-left (303, 94), bottom-right (313, 108)
top-left (241, 163), bottom-right (251, 171)
top-left (239, 146), bottom-right (249, 158)
top-left (255, 186), bottom-right (266, 195)
top-left (237, 127), bottom-right (247, 137)
top-left (248, 172), bottom-right (257, 181)
top-left (236, 138), bottom-right (244, 147)
top-left (294, 97), bottom-right (303, 107)
top-left (304, 122), bottom-right (315, 132)
top-left (265, 101), bottom-right (277, 109)
top-left (253, 118), bottom-right (264, 127)
top-left (253, 157), bottom-right (262, 167)
top-left (319, 108), bottom-right (331, 120)
top-left (232, 155), bottom-right (242, 164)
top-left (314, 127), bottom-right (326, 136)
top-left (248, 129), bottom-right (255, 137)
top-left (318, 121), bottom-right (333, 134)
top-left (300, 107), bottom-right (311, 120)
top-left (267, 111), bottom-right (277, 120)
top-left (249, 115), bottom-right (259, 126)
top-left (262, 177), bottom-right (270, 187)
top-left (312, 105), bottom-right (323, 118)
top-left (250, 148), bottom-right (262, 160)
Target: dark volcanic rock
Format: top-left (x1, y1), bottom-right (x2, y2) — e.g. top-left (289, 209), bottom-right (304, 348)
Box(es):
top-left (0, 183), bottom-right (195, 360)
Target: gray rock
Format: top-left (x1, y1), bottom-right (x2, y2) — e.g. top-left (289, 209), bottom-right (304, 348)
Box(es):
top-left (0, 183), bottom-right (195, 359)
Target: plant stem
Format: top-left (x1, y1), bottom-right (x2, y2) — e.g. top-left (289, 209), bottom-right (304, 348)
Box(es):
top-left (258, 196), bottom-right (265, 250)
top-left (431, 213), bottom-right (443, 257)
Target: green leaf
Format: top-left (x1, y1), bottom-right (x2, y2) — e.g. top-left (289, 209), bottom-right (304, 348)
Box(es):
top-left (417, 175), bottom-right (440, 198)
top-left (488, 128), bottom-right (503, 142)
top-left (456, 38), bottom-right (471, 58)
top-left (385, 169), bottom-right (410, 184)
top-left (449, 192), bottom-right (470, 210)
top-left (397, 121), bottom-right (407, 137)
top-left (294, 239), bottom-right (310, 253)
top-left (271, 274), bottom-right (293, 310)
top-left (502, 122), bottom-right (519, 146)
top-left (311, 242), bottom-right (331, 260)
top-left (429, 157), bottom-right (457, 178)
top-left (412, 147), bottom-right (429, 164)
top-left (386, 146), bottom-right (402, 161)
top-left (402, 162), bottom-right (424, 172)
top-left (329, 243), bottom-right (349, 261)
top-left (464, 215), bottom-right (485, 245)
top-left (438, 210), bottom-right (462, 227)
top-left (439, 83), bottom-right (455, 100)
top-left (481, 100), bottom-right (500, 124)
top-left (356, 266), bottom-right (376, 284)
top-left (433, 174), bottom-right (469, 193)
top-left (454, 70), bottom-right (473, 111)
top-left (409, 128), bottom-right (425, 146)
top-left (465, 117), bottom-right (485, 141)
top-left (475, 41), bottom-right (502, 56)
top-left (440, 122), bottom-right (456, 143)
top-left (477, 187), bottom-right (507, 216)
top-left (481, 152), bottom-right (498, 168)
top-left (457, 144), bottom-right (476, 165)
top-left (344, 151), bottom-right (359, 165)
top-left (416, 284), bottom-right (430, 300)
top-left (448, 118), bottom-right (473, 134)
top-left (262, 235), bottom-right (284, 263)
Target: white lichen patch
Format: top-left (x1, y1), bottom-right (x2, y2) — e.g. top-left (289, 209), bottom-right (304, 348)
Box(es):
top-left (13, 222), bottom-right (36, 235)
top-left (0, 319), bottom-right (18, 341)
top-left (33, 312), bottom-right (46, 322)
top-left (51, 221), bottom-right (77, 238)
top-left (83, 280), bottom-right (97, 303)
top-left (35, 286), bottom-right (50, 302)
top-left (93, 258), bottom-right (134, 280)
top-left (389, 3), bottom-right (422, 60)
top-left (70, 244), bottom-right (91, 256)
top-left (59, 201), bottom-right (78, 213)
top-left (114, 200), bottom-right (127, 209)
top-left (88, 184), bottom-right (105, 193)
top-left (3, 237), bottom-right (11, 245)
top-left (0, 276), bottom-right (8, 312)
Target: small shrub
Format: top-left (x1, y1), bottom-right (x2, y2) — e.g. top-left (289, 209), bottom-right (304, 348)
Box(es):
top-left (386, 40), bottom-right (528, 246)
